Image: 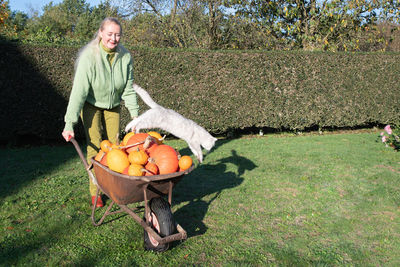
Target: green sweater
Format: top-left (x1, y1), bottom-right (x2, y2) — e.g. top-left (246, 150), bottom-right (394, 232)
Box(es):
top-left (64, 41), bottom-right (139, 132)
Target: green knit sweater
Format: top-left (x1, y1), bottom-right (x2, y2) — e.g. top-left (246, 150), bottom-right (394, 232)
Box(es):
top-left (63, 41), bottom-right (139, 132)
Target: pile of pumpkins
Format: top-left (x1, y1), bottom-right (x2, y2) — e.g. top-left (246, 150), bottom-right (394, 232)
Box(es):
top-left (94, 131), bottom-right (193, 176)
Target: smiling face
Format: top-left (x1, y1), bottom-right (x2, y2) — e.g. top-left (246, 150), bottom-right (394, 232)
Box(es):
top-left (100, 21), bottom-right (121, 50)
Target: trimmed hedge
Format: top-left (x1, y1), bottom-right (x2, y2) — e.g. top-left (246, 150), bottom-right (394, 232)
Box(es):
top-left (133, 49), bottom-right (400, 132)
top-left (0, 43), bottom-right (77, 143)
top-left (1, 41), bottom-right (400, 143)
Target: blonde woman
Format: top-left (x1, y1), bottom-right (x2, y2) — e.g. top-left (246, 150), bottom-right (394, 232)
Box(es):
top-left (62, 17), bottom-right (138, 207)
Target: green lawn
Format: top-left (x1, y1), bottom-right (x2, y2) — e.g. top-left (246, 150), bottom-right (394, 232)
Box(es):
top-left (0, 131), bottom-right (399, 266)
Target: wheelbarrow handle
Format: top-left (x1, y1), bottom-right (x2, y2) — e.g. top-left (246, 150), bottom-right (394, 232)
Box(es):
top-left (70, 137), bottom-right (90, 170)
top-left (70, 137), bottom-right (98, 186)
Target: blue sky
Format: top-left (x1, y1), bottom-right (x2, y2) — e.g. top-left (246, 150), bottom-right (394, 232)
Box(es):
top-left (9, 0), bottom-right (103, 15)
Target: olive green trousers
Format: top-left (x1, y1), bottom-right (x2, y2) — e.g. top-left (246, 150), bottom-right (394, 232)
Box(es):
top-left (81, 102), bottom-right (120, 196)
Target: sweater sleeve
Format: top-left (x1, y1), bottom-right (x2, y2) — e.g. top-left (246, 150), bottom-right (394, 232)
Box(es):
top-left (121, 57), bottom-right (139, 118)
top-left (63, 55), bottom-right (91, 132)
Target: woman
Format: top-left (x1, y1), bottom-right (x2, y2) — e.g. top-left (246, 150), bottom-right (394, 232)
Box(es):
top-left (62, 17), bottom-right (139, 207)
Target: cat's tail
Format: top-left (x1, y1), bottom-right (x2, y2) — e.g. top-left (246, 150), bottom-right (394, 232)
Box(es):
top-left (133, 84), bottom-right (159, 109)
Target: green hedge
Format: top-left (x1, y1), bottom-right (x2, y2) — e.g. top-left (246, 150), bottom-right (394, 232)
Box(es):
top-left (133, 49), bottom-right (400, 132)
top-left (1, 41), bottom-right (399, 143)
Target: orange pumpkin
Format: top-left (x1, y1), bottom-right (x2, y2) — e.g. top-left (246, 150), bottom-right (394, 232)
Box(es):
top-left (145, 142), bottom-right (158, 155)
top-left (128, 149), bottom-right (149, 165)
top-left (179, 155), bottom-right (193, 171)
top-left (94, 150), bottom-right (106, 162)
top-left (144, 161), bottom-right (159, 176)
top-left (100, 140), bottom-right (112, 152)
top-left (111, 143), bottom-right (122, 150)
top-left (149, 144), bottom-right (179, 174)
top-left (100, 153), bottom-right (108, 166)
top-left (126, 133), bottom-right (150, 153)
top-left (128, 163), bottom-right (145, 176)
top-left (147, 131), bottom-right (164, 144)
top-left (107, 148), bottom-right (129, 173)
top-left (121, 132), bottom-right (136, 146)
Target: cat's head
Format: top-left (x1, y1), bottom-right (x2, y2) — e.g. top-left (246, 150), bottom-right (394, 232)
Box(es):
top-left (202, 136), bottom-right (217, 151)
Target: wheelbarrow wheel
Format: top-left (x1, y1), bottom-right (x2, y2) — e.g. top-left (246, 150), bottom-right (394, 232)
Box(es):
top-left (144, 197), bottom-right (176, 252)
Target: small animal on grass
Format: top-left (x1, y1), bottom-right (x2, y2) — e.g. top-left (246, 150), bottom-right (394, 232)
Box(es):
top-left (125, 84), bottom-right (217, 163)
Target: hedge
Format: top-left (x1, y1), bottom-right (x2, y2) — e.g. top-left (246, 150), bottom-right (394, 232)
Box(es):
top-left (0, 40), bottom-right (399, 143)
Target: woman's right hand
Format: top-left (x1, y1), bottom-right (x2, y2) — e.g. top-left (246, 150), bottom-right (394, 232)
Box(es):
top-left (62, 130), bottom-right (74, 142)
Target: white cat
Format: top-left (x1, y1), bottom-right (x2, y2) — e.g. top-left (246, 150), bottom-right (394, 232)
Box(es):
top-left (125, 84), bottom-right (217, 163)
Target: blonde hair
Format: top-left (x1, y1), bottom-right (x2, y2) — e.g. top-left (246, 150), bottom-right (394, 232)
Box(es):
top-left (74, 17), bottom-right (123, 70)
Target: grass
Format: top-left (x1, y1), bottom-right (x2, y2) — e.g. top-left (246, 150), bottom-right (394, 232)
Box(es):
top-left (0, 131), bottom-right (399, 266)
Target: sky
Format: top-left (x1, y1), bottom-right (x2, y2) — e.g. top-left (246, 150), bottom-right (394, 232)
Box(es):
top-left (9, 0), bottom-right (103, 15)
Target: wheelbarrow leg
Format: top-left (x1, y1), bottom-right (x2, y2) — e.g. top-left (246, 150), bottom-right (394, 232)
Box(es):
top-left (168, 181), bottom-right (173, 205)
top-left (143, 184), bottom-right (150, 223)
top-left (91, 188), bottom-right (116, 226)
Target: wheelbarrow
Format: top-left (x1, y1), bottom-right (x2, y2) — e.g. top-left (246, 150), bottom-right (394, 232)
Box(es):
top-left (70, 137), bottom-right (194, 252)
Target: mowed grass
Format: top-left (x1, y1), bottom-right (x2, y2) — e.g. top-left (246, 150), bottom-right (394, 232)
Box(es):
top-left (0, 131), bottom-right (399, 266)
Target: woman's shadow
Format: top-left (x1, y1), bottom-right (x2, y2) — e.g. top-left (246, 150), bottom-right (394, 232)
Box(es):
top-left (172, 141), bottom-right (257, 238)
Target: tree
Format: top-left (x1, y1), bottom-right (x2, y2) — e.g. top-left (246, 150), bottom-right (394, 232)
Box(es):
top-left (204, 0), bottom-right (224, 49)
top-left (23, 0), bottom-right (90, 43)
top-left (0, 0), bottom-right (8, 24)
top-left (115, 0), bottom-right (171, 17)
top-left (21, 0), bottom-right (118, 44)
top-left (74, 1), bottom-right (119, 41)
top-left (0, 0), bottom-right (10, 33)
top-left (10, 11), bottom-right (28, 33)
top-left (224, 0), bottom-right (400, 51)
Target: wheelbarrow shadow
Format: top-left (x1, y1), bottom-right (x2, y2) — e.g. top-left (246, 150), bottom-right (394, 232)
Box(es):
top-left (172, 143), bottom-right (257, 240)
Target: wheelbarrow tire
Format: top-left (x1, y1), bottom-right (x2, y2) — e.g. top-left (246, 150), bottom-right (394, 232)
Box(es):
top-left (144, 197), bottom-right (176, 252)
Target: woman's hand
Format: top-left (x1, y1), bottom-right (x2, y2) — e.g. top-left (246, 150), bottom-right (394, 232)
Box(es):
top-left (62, 130), bottom-right (74, 142)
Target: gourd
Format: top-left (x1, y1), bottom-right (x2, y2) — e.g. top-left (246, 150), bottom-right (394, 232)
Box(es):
top-left (128, 149), bottom-right (149, 165)
top-left (100, 153), bottom-right (108, 166)
top-left (128, 163), bottom-right (145, 176)
top-left (107, 148), bottom-right (129, 173)
top-left (144, 161), bottom-right (159, 176)
top-left (94, 150), bottom-right (106, 162)
top-left (125, 133), bottom-right (150, 153)
top-left (100, 140), bottom-right (112, 152)
top-left (178, 155), bottom-right (193, 171)
top-left (121, 132), bottom-right (135, 146)
top-left (147, 131), bottom-right (164, 145)
top-left (149, 145), bottom-right (179, 174)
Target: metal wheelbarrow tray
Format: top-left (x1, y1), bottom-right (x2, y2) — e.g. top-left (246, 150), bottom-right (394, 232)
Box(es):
top-left (70, 138), bottom-right (194, 251)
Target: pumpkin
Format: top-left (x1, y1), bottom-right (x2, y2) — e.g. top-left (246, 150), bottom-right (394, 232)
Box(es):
top-left (94, 150), bottom-right (106, 162)
top-left (125, 133), bottom-right (150, 153)
top-left (144, 161), bottom-right (159, 176)
top-left (100, 140), bottom-right (112, 152)
top-left (128, 163), bottom-right (145, 176)
top-left (107, 148), bottom-right (130, 173)
top-left (121, 132), bottom-right (135, 146)
top-left (179, 155), bottom-right (193, 171)
top-left (149, 144), bottom-right (179, 174)
top-left (122, 166), bottom-right (129, 175)
top-left (111, 143), bottom-right (122, 150)
top-left (100, 153), bottom-right (108, 166)
top-left (147, 131), bottom-right (164, 144)
top-left (128, 149), bottom-right (149, 165)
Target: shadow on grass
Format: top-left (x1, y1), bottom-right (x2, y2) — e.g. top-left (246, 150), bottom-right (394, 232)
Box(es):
top-left (0, 213), bottom-right (143, 266)
top-left (0, 39), bottom-right (79, 199)
top-left (0, 145), bottom-right (78, 202)
top-left (0, 147), bottom-right (117, 265)
top-left (173, 139), bottom-right (257, 239)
